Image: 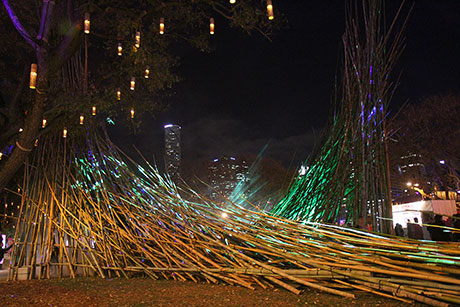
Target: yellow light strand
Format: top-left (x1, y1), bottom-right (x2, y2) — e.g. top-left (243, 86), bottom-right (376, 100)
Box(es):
top-left (84, 12), bottom-right (90, 34)
top-left (210, 18), bottom-right (215, 35)
top-left (266, 0), bottom-right (274, 20)
top-left (159, 17), bottom-right (165, 35)
top-left (135, 31), bottom-right (141, 48)
top-left (117, 42), bottom-right (122, 56)
top-left (130, 77), bottom-right (135, 90)
top-left (29, 64), bottom-right (37, 89)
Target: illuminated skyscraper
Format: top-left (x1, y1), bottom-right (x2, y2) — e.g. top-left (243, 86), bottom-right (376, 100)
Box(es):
top-left (164, 124), bottom-right (181, 180)
top-left (208, 156), bottom-right (249, 200)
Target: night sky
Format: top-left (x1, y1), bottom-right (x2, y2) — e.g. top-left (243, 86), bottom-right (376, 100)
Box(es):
top-left (110, 1), bottom-right (460, 171)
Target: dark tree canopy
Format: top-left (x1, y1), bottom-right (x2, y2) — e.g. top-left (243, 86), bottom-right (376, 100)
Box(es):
top-left (0, 0), bottom-right (280, 190)
top-left (388, 94), bottom-right (460, 193)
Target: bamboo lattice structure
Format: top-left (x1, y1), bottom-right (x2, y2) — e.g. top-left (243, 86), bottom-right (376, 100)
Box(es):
top-left (7, 135), bottom-right (460, 307)
top-left (272, 0), bottom-right (410, 233)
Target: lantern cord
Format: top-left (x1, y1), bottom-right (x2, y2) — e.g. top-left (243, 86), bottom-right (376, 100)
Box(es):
top-left (15, 141), bottom-right (33, 152)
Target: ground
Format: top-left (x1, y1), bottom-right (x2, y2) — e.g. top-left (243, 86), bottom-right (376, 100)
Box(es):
top-left (0, 277), bottom-right (422, 306)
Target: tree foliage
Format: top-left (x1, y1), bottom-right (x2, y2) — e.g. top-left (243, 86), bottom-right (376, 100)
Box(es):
top-left (0, 0), bottom-right (279, 190)
top-left (388, 94), bottom-right (460, 192)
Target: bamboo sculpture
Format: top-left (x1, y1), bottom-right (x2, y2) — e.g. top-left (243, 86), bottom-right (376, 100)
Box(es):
top-left (272, 0), bottom-right (410, 233)
top-left (7, 134), bottom-right (460, 307)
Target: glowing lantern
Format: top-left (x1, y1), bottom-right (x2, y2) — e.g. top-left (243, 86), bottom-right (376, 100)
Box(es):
top-left (130, 108), bottom-right (135, 119)
top-left (210, 18), bottom-right (215, 35)
top-left (230, 0), bottom-right (236, 3)
top-left (135, 31), bottom-right (141, 48)
top-left (117, 43), bottom-right (122, 56)
top-left (63, 128), bottom-right (68, 138)
top-left (159, 17), bottom-right (165, 34)
top-left (92, 106), bottom-right (96, 116)
top-left (144, 66), bottom-right (150, 79)
top-left (117, 88), bottom-right (121, 100)
top-left (29, 63), bottom-right (37, 89)
top-left (130, 77), bottom-right (135, 90)
top-left (84, 12), bottom-right (90, 34)
top-left (80, 115), bottom-right (84, 125)
top-left (42, 119), bottom-right (47, 128)
top-left (266, 0), bottom-right (274, 20)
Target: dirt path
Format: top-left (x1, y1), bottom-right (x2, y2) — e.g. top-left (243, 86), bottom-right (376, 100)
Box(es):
top-left (0, 277), bottom-right (421, 306)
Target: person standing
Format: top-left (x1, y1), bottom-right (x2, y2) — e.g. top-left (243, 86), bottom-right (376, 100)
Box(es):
top-left (0, 237), bottom-right (14, 270)
top-left (428, 215), bottom-right (450, 242)
top-left (411, 217), bottom-right (424, 240)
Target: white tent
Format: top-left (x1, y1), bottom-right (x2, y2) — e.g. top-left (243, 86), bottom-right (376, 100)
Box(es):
top-left (392, 200), bottom-right (457, 228)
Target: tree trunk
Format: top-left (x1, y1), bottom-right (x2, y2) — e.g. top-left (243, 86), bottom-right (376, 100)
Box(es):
top-left (0, 53), bottom-right (48, 191)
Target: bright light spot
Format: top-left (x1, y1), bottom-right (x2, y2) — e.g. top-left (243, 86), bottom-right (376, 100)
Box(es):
top-left (414, 183), bottom-right (419, 187)
top-left (164, 124), bottom-right (173, 128)
top-left (406, 182), bottom-right (412, 187)
top-left (440, 160), bottom-right (445, 165)
top-left (299, 165), bottom-right (307, 176)
top-left (213, 158), bottom-right (219, 162)
top-left (221, 212), bottom-right (228, 219)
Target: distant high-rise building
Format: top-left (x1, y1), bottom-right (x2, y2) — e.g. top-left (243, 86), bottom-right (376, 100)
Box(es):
top-left (208, 156), bottom-right (249, 200)
top-left (164, 124), bottom-right (181, 180)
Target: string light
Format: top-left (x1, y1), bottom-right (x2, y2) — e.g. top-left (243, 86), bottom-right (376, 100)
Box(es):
top-left (84, 12), bottom-right (90, 34)
top-left (144, 66), bottom-right (150, 79)
top-left (130, 77), bottom-right (135, 90)
top-left (117, 88), bottom-right (121, 100)
top-left (230, 0), bottom-right (236, 3)
top-left (130, 108), bottom-right (135, 119)
top-left (42, 119), bottom-right (47, 128)
top-left (266, 0), bottom-right (274, 20)
top-left (117, 43), bottom-right (122, 56)
top-left (29, 64), bottom-right (37, 89)
top-left (63, 128), bottom-right (68, 138)
top-left (18, 128), bottom-right (23, 132)
top-left (34, 139), bottom-right (38, 147)
top-left (92, 106), bottom-right (96, 116)
top-left (159, 17), bottom-right (165, 34)
top-left (80, 115), bottom-right (84, 125)
top-left (210, 18), bottom-right (215, 35)
top-left (135, 31), bottom-right (141, 48)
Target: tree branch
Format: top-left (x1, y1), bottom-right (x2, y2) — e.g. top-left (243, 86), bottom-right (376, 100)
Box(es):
top-left (2, 0), bottom-right (38, 50)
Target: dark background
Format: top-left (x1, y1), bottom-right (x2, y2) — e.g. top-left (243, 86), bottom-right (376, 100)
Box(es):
top-left (110, 0), bottom-right (460, 171)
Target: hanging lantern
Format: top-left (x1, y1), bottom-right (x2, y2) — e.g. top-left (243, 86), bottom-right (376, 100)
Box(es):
top-left (130, 108), bottom-right (135, 119)
top-left (84, 12), bottom-right (90, 34)
top-left (92, 106), bottom-right (96, 116)
top-left (29, 63), bottom-right (37, 89)
top-left (80, 115), bottom-right (84, 125)
top-left (42, 119), bottom-right (47, 128)
top-left (210, 18), bottom-right (215, 35)
top-left (117, 42), bottom-right (122, 56)
top-left (144, 66), bottom-right (150, 79)
top-left (135, 31), bottom-right (141, 48)
top-left (230, 0), bottom-right (236, 3)
top-left (266, 0), bottom-right (274, 20)
top-left (130, 77), bottom-right (135, 90)
top-left (159, 17), bottom-right (165, 35)
top-left (117, 88), bottom-right (121, 100)
top-left (63, 128), bottom-right (68, 138)
top-left (34, 139), bottom-right (38, 147)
